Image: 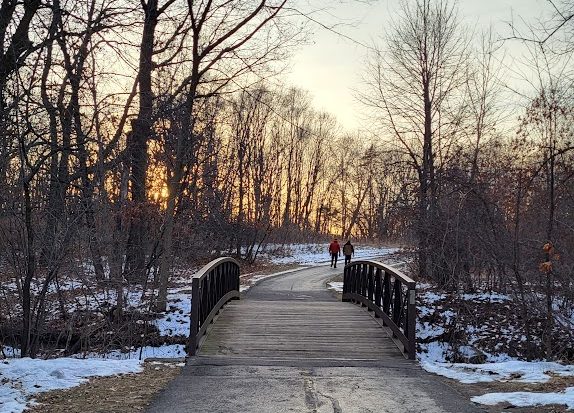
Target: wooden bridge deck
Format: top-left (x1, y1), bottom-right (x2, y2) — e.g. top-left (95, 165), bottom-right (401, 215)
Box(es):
top-left (198, 265), bottom-right (406, 362)
top-left (201, 299), bottom-right (405, 361)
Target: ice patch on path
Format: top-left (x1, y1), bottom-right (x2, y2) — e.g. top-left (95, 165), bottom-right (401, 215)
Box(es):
top-left (0, 357), bottom-right (142, 413)
top-left (471, 387), bottom-right (574, 410)
top-left (327, 281), bottom-right (344, 293)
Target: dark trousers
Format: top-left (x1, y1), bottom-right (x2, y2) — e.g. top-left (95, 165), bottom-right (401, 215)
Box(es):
top-left (345, 255), bottom-right (352, 266)
top-left (330, 253), bottom-right (338, 267)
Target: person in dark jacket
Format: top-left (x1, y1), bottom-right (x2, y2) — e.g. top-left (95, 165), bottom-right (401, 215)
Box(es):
top-left (343, 240), bottom-right (354, 266)
top-left (328, 238), bottom-right (341, 268)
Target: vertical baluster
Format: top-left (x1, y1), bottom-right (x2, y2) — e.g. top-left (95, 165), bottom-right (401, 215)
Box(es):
top-left (367, 265), bottom-right (374, 303)
top-left (231, 262), bottom-right (235, 294)
top-left (366, 265), bottom-right (374, 311)
top-left (218, 265), bottom-right (223, 301)
top-left (235, 263), bottom-right (240, 294)
top-left (204, 272), bottom-right (209, 315)
top-left (216, 265), bottom-right (221, 301)
top-left (207, 270), bottom-right (212, 312)
top-left (374, 268), bottom-right (382, 315)
top-left (393, 279), bottom-right (402, 326)
top-left (382, 271), bottom-right (391, 315)
top-left (218, 265), bottom-right (223, 300)
top-left (361, 264), bottom-right (367, 299)
top-left (351, 264), bottom-right (359, 304)
top-left (219, 266), bottom-right (224, 302)
top-left (201, 276), bottom-right (208, 328)
top-left (213, 268), bottom-right (218, 305)
top-left (221, 263), bottom-right (226, 297)
top-left (226, 262), bottom-right (231, 295)
top-left (357, 264), bottom-right (363, 306)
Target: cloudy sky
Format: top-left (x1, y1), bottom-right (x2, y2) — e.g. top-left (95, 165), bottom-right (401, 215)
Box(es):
top-left (286, 0), bottom-right (550, 130)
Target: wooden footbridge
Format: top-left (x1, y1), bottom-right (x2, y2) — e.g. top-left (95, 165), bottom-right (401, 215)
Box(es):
top-left (188, 257), bottom-right (416, 361)
top-left (147, 258), bottom-right (483, 413)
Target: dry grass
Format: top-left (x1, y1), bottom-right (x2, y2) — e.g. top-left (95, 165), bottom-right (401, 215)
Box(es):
top-left (25, 360), bottom-right (182, 413)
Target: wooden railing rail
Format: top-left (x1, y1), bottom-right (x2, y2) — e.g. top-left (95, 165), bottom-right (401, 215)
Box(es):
top-left (188, 257), bottom-right (240, 356)
top-left (342, 260), bottom-right (416, 360)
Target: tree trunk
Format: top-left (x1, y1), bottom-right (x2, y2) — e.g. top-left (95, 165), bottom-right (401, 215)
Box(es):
top-left (21, 180), bottom-right (35, 357)
top-left (125, 0), bottom-right (159, 281)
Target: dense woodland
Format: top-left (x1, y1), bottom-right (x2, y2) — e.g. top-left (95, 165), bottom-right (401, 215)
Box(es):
top-left (0, 0), bottom-right (573, 360)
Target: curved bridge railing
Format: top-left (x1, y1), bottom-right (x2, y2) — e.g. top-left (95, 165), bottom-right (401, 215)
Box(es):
top-left (188, 257), bottom-right (240, 356)
top-left (342, 260), bottom-right (416, 359)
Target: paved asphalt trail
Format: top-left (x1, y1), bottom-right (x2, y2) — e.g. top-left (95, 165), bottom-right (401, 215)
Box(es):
top-left (146, 265), bottom-right (485, 413)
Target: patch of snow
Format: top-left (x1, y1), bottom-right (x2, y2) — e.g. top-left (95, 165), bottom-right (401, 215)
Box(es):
top-left (481, 352), bottom-right (514, 363)
top-left (0, 357), bottom-right (142, 413)
top-left (420, 360), bottom-right (574, 384)
top-left (461, 292), bottom-right (510, 303)
top-left (153, 291), bottom-right (190, 337)
top-left (95, 344), bottom-right (187, 360)
top-left (418, 321), bottom-right (444, 340)
top-left (458, 346), bottom-right (479, 359)
top-left (471, 387), bottom-right (574, 410)
top-left (1, 346), bottom-right (21, 358)
top-left (421, 291), bottom-right (446, 304)
top-left (327, 281), bottom-right (344, 293)
top-left (420, 342), bottom-right (451, 363)
top-left (442, 310), bottom-right (456, 323)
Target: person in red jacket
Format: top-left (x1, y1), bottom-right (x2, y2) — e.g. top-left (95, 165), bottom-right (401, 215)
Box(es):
top-left (328, 238), bottom-right (341, 268)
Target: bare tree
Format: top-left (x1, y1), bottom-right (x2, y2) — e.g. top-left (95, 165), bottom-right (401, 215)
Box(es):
top-left (360, 0), bottom-right (469, 283)
top-left (154, 0), bottom-right (295, 311)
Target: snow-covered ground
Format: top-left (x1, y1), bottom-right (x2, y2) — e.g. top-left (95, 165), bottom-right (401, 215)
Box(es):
top-left (417, 287), bottom-right (574, 411)
top-left (472, 387), bottom-right (574, 410)
top-left (0, 358), bottom-right (142, 413)
top-left (2, 245), bottom-right (573, 412)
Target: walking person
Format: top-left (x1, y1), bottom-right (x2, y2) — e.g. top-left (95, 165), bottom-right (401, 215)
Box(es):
top-left (328, 238), bottom-right (341, 268)
top-left (343, 240), bottom-right (354, 266)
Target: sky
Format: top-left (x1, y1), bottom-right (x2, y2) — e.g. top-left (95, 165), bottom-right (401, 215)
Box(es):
top-left (286, 0), bottom-right (550, 131)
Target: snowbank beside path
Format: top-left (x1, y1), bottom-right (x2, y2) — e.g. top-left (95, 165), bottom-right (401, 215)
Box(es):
top-left (416, 285), bottom-right (574, 411)
top-left (471, 387), bottom-right (574, 410)
top-left (0, 358), bottom-right (142, 413)
top-left (420, 359), bottom-right (574, 384)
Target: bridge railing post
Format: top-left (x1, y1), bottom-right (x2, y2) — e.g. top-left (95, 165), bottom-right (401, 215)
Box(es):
top-left (407, 285), bottom-right (416, 360)
top-left (189, 277), bottom-right (200, 356)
